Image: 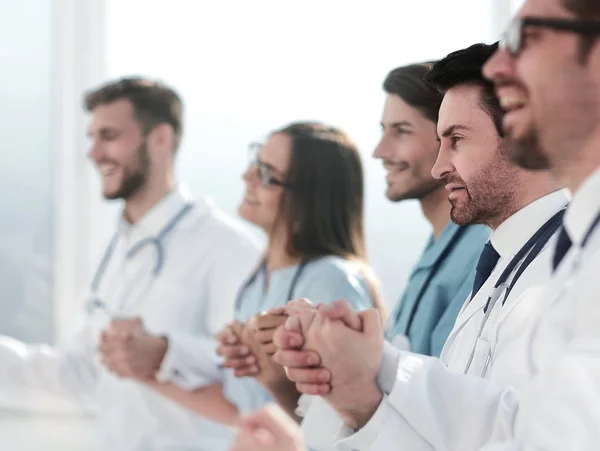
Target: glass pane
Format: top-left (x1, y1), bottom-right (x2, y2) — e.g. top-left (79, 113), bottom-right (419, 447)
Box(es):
top-left (511, 0), bottom-right (525, 13)
top-left (0, 0), bottom-right (53, 343)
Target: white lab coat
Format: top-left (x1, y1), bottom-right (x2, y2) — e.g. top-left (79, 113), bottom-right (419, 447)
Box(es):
top-left (299, 190), bottom-right (569, 451)
top-left (0, 186), bottom-right (263, 451)
top-left (360, 173), bottom-right (600, 451)
top-left (478, 168), bottom-right (600, 451)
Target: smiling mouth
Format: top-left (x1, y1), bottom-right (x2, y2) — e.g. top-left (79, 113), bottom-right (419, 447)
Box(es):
top-left (499, 97), bottom-right (527, 113)
top-left (445, 185), bottom-right (466, 193)
top-left (98, 163), bottom-right (118, 177)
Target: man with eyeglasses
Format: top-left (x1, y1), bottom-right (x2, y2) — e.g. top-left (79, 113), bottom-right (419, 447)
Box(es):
top-left (286, 2), bottom-right (600, 451)
top-left (477, 1), bottom-right (600, 450)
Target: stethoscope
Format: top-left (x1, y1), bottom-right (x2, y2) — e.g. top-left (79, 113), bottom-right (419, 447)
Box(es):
top-left (234, 259), bottom-right (309, 312)
top-left (462, 208), bottom-right (567, 375)
top-left (384, 225), bottom-right (468, 342)
top-left (84, 202), bottom-right (194, 318)
top-left (526, 210), bottom-right (600, 375)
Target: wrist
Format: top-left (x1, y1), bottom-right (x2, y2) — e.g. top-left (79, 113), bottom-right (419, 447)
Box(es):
top-left (267, 374), bottom-right (297, 394)
top-left (153, 335), bottom-right (169, 370)
top-left (338, 383), bottom-right (383, 431)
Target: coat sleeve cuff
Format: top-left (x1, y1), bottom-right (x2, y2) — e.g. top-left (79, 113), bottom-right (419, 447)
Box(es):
top-left (300, 395), bottom-right (346, 451)
top-left (334, 394), bottom-right (389, 451)
top-left (155, 332), bottom-right (223, 390)
top-left (377, 340), bottom-right (401, 395)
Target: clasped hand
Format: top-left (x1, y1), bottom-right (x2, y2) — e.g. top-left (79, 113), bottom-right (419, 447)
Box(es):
top-left (273, 299), bottom-right (385, 430)
top-left (99, 317), bottom-right (168, 380)
top-left (216, 312), bottom-right (290, 391)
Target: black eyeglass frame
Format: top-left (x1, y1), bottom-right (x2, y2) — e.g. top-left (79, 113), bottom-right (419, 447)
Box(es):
top-left (500, 16), bottom-right (600, 56)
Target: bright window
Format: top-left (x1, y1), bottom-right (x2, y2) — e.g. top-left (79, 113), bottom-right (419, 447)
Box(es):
top-left (105, 0), bottom-right (496, 304)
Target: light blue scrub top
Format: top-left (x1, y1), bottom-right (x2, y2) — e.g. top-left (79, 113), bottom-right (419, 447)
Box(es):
top-left (385, 222), bottom-right (490, 357)
top-left (223, 255), bottom-right (375, 415)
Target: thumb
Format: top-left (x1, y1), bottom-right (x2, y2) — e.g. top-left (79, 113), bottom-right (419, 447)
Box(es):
top-left (230, 320), bottom-right (245, 337)
top-left (358, 309), bottom-right (382, 337)
top-left (110, 317), bottom-right (143, 333)
top-left (318, 300), bottom-right (362, 331)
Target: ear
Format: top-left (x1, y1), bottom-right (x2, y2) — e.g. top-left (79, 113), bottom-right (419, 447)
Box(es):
top-left (148, 123), bottom-right (175, 153)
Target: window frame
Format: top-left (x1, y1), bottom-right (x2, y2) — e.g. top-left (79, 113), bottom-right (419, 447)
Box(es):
top-left (50, 0), bottom-right (113, 343)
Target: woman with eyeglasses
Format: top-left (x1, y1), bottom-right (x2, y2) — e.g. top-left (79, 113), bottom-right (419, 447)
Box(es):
top-left (145, 121), bottom-right (386, 444)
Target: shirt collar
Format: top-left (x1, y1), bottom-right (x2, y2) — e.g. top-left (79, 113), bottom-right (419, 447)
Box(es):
top-left (491, 189), bottom-right (570, 259)
top-left (415, 220), bottom-right (462, 269)
top-left (118, 184), bottom-right (194, 237)
top-left (564, 168), bottom-right (600, 247)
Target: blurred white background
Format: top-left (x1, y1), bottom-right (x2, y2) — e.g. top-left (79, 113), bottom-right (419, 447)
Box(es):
top-left (103, 0), bottom-right (499, 307)
top-left (0, 0), bottom-right (524, 448)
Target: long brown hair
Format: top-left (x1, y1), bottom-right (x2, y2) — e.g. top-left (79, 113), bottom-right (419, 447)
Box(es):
top-left (271, 122), bottom-right (386, 319)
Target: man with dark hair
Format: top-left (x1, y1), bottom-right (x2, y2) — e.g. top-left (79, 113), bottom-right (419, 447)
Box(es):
top-left (478, 0), bottom-right (600, 449)
top-left (84, 77), bottom-right (184, 153)
top-left (0, 76), bottom-right (262, 450)
top-left (375, 63), bottom-right (489, 357)
top-left (273, 42), bottom-right (568, 451)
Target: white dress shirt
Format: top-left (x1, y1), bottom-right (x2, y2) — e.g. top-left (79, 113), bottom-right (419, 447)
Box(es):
top-left (0, 185), bottom-right (263, 451)
top-left (299, 190), bottom-right (570, 451)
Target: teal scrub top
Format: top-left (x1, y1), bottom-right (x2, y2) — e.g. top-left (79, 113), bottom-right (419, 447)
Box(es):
top-left (385, 222), bottom-right (490, 356)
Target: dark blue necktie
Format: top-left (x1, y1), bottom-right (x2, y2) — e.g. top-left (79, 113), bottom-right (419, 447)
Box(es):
top-left (552, 226), bottom-right (572, 271)
top-left (471, 242), bottom-right (500, 298)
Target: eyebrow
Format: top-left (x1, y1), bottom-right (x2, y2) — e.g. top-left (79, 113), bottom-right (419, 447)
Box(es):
top-left (257, 156), bottom-right (285, 178)
top-left (441, 124), bottom-right (472, 138)
top-left (381, 121), bottom-right (413, 129)
top-left (87, 126), bottom-right (119, 138)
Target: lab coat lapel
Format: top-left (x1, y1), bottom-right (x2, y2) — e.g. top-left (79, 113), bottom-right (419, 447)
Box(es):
top-left (442, 291), bottom-right (485, 361)
top-left (445, 252), bottom-right (514, 345)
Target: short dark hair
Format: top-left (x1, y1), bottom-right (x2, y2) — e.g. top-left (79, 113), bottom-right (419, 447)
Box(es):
top-left (425, 43), bottom-right (503, 137)
top-left (562, 0), bottom-right (600, 17)
top-left (561, 0), bottom-right (600, 63)
top-left (383, 62), bottom-right (443, 124)
top-left (84, 77), bottom-right (184, 151)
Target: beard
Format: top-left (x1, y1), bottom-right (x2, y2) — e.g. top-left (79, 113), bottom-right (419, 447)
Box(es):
top-left (504, 127), bottom-right (551, 171)
top-left (104, 140), bottom-right (151, 201)
top-left (387, 168), bottom-right (444, 202)
top-left (449, 148), bottom-right (519, 227)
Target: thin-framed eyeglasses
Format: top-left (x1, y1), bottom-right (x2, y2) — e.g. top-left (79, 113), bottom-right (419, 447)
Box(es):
top-left (247, 142), bottom-right (291, 188)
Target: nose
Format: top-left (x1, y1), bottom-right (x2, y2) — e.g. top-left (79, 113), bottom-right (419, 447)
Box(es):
top-left (242, 163), bottom-right (259, 185)
top-left (87, 140), bottom-right (104, 163)
top-left (373, 135), bottom-right (391, 159)
top-left (431, 143), bottom-right (454, 180)
top-left (482, 46), bottom-right (513, 84)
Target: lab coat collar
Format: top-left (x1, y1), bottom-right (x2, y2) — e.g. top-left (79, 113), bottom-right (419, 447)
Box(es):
top-left (449, 189), bottom-right (570, 337)
top-left (414, 221), bottom-right (462, 269)
top-left (117, 184), bottom-right (196, 237)
top-left (490, 189), bottom-right (570, 260)
top-left (564, 168), bottom-right (600, 247)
